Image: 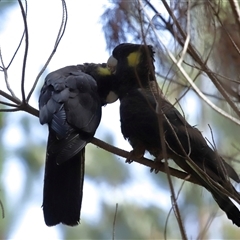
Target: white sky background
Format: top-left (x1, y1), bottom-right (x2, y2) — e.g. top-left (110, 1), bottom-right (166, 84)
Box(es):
top-left (0, 1), bottom-right (208, 239)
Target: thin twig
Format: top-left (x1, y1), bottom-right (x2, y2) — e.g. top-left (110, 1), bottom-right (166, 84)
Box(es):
top-left (155, 24), bottom-right (240, 125)
top-left (229, 0), bottom-right (240, 32)
top-left (0, 101), bottom-right (18, 107)
top-left (140, 0), bottom-right (240, 126)
top-left (26, 0), bottom-right (68, 102)
top-left (112, 203), bottom-right (118, 240)
top-left (177, 0), bottom-right (190, 66)
top-left (0, 108), bottom-right (20, 112)
top-left (164, 177), bottom-right (188, 240)
top-left (0, 48), bottom-right (19, 99)
top-left (0, 90), bottom-right (21, 105)
top-left (206, 124), bottom-right (231, 183)
top-left (0, 199), bottom-right (4, 219)
top-left (18, 0), bottom-right (28, 103)
top-left (181, 61), bottom-right (240, 85)
top-left (196, 210), bottom-right (215, 240)
top-left (6, 2), bottom-right (27, 70)
top-left (176, 55), bottom-right (240, 126)
top-left (147, 0), bottom-right (240, 119)
top-left (153, 68), bottom-right (188, 239)
top-left (164, 160), bottom-right (188, 240)
top-left (159, 108), bottom-right (189, 240)
top-left (207, 1), bottom-right (240, 84)
top-left (162, 109), bottom-right (240, 204)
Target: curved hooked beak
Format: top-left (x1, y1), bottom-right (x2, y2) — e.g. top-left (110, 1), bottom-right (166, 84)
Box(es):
top-left (107, 55), bottom-right (118, 74)
top-left (105, 55), bottom-right (119, 103)
top-left (105, 91), bottom-right (118, 104)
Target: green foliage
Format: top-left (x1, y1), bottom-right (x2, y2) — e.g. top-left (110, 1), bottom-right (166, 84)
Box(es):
top-left (86, 134), bottom-right (130, 186)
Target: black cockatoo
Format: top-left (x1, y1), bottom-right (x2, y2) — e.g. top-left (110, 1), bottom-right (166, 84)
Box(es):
top-left (39, 63), bottom-right (117, 226)
top-left (107, 43), bottom-right (240, 227)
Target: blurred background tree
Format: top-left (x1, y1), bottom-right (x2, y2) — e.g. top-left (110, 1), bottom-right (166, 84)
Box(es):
top-left (1, 0), bottom-right (240, 239)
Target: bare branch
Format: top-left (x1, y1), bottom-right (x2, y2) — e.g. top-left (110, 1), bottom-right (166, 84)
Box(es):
top-left (0, 48), bottom-right (19, 99)
top-left (175, 54), bottom-right (240, 126)
top-left (229, 0), bottom-right (240, 31)
top-left (0, 199), bottom-right (4, 219)
top-left (91, 138), bottom-right (200, 186)
top-left (197, 213), bottom-right (215, 240)
top-left (163, 105), bottom-right (240, 204)
top-left (26, 0), bottom-right (68, 102)
top-left (0, 98), bottom-right (200, 186)
top-left (140, 1), bottom-right (240, 126)
top-left (164, 177), bottom-right (188, 240)
top-left (18, 0), bottom-right (28, 103)
top-left (148, 0), bottom-right (240, 119)
top-left (0, 101), bottom-right (18, 107)
top-left (6, 30), bottom-right (25, 70)
top-left (164, 160), bottom-right (187, 240)
top-left (6, 2), bottom-right (27, 70)
top-left (112, 203), bottom-right (118, 240)
top-left (177, 0), bottom-right (190, 66)
top-left (0, 108), bottom-right (20, 112)
top-left (0, 90), bottom-right (21, 105)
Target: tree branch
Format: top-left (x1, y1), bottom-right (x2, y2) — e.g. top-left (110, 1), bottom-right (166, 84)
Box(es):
top-left (229, 0), bottom-right (240, 31)
top-left (0, 90), bottom-right (21, 105)
top-left (18, 0), bottom-right (28, 103)
top-left (140, 1), bottom-right (240, 126)
top-left (0, 48), bottom-right (19, 100)
top-left (147, 0), bottom-right (240, 120)
top-left (91, 137), bottom-right (200, 186)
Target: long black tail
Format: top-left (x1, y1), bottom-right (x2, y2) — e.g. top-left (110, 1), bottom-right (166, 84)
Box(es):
top-left (190, 161), bottom-right (240, 227)
top-left (174, 156), bottom-right (240, 227)
top-left (42, 144), bottom-right (85, 226)
top-left (212, 192), bottom-right (240, 227)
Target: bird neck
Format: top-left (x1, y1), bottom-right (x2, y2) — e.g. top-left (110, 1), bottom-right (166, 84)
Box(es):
top-left (114, 72), bottom-right (151, 97)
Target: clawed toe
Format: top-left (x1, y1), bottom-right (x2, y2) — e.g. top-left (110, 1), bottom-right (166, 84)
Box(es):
top-left (125, 148), bottom-right (144, 164)
top-left (150, 156), bottom-right (163, 174)
top-left (150, 167), bottom-right (159, 174)
top-left (125, 156), bottom-right (133, 164)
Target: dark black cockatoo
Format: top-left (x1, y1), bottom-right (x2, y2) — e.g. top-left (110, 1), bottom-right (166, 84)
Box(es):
top-left (107, 43), bottom-right (240, 227)
top-left (39, 63), bottom-right (117, 226)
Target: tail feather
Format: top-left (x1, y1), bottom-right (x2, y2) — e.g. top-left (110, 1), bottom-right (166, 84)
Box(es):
top-left (222, 159), bottom-right (240, 183)
top-left (190, 162), bottom-right (240, 226)
top-left (173, 156), bottom-right (240, 226)
top-left (212, 192), bottom-right (240, 227)
top-left (42, 147), bottom-right (85, 226)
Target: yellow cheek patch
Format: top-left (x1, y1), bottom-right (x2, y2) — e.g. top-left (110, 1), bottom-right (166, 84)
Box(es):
top-left (127, 51), bottom-right (141, 67)
top-left (98, 67), bottom-right (111, 76)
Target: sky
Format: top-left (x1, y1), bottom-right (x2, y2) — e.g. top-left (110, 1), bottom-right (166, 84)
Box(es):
top-left (0, 1), bottom-right (120, 239)
top-left (0, 1), bottom-right (203, 239)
